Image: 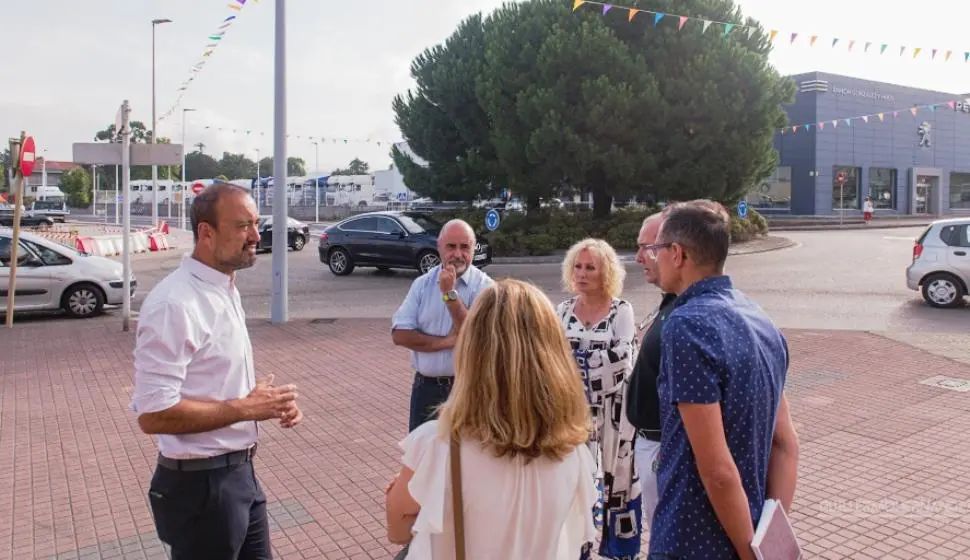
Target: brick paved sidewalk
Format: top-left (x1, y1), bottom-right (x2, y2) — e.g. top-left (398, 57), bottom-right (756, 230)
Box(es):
top-left (1, 320), bottom-right (969, 559)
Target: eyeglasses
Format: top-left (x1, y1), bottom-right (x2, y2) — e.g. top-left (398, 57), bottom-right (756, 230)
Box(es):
top-left (638, 242), bottom-right (672, 260)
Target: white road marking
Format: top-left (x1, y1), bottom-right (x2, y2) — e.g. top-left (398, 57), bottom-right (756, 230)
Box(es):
top-left (884, 236), bottom-right (916, 241)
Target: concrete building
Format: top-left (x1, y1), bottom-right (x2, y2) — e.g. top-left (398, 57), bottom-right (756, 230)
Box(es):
top-left (761, 71), bottom-right (970, 216)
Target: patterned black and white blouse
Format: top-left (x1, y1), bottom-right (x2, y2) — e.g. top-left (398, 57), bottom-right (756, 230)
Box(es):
top-left (556, 296), bottom-right (643, 559)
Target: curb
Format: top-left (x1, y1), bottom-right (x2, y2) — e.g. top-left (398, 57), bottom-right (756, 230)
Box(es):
top-left (770, 222), bottom-right (931, 232)
top-left (490, 236), bottom-right (795, 264)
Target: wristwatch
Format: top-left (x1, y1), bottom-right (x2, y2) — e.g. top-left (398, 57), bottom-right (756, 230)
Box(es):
top-left (442, 289), bottom-right (459, 302)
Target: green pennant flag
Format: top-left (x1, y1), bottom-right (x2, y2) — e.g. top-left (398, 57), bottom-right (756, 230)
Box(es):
top-left (723, 23), bottom-right (734, 37)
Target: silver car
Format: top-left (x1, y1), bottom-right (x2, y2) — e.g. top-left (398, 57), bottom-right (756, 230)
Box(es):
top-left (0, 229), bottom-right (137, 318)
top-left (906, 218), bottom-right (970, 308)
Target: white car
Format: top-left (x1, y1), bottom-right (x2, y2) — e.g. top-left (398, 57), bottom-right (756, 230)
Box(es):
top-left (906, 218), bottom-right (970, 309)
top-left (0, 229), bottom-right (136, 318)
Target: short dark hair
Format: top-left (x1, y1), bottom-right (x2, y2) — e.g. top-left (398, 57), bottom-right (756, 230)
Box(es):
top-left (658, 200), bottom-right (731, 271)
top-left (189, 182), bottom-right (251, 242)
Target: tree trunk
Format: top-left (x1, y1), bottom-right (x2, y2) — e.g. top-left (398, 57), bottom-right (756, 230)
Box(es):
top-left (592, 189), bottom-right (613, 220)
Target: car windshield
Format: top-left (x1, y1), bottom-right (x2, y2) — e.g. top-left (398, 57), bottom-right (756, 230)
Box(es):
top-left (33, 201), bottom-right (64, 210)
top-left (398, 213), bottom-right (441, 234)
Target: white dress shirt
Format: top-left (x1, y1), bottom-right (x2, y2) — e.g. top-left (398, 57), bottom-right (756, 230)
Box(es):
top-left (131, 254), bottom-right (257, 459)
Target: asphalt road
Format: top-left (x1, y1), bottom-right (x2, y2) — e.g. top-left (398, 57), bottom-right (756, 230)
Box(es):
top-left (16, 224), bottom-right (957, 336)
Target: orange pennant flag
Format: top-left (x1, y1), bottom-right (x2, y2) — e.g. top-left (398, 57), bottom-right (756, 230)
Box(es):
top-left (572, 0), bottom-right (585, 10)
top-left (810, 35), bottom-right (817, 46)
top-left (913, 47), bottom-right (922, 58)
top-left (946, 50), bottom-right (953, 61)
top-left (769, 30), bottom-right (778, 42)
top-left (878, 113), bottom-right (884, 121)
top-left (628, 9), bottom-right (639, 22)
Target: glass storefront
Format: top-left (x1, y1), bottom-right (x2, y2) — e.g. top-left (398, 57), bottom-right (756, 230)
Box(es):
top-left (746, 166), bottom-right (791, 209)
top-left (867, 168), bottom-right (896, 210)
top-left (832, 165), bottom-right (861, 210)
top-left (950, 172), bottom-right (970, 210)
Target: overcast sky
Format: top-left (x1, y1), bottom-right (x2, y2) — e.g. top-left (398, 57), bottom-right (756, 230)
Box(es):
top-left (3, 0), bottom-right (969, 175)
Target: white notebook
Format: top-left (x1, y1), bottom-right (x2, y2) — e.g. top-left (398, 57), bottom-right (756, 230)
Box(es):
top-left (751, 499), bottom-right (803, 560)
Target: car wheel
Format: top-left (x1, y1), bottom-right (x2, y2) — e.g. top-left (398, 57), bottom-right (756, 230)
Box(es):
top-left (328, 247), bottom-right (355, 276)
top-left (62, 283), bottom-right (105, 318)
top-left (417, 250), bottom-right (440, 275)
top-left (921, 273), bottom-right (965, 309)
top-left (291, 234), bottom-right (306, 251)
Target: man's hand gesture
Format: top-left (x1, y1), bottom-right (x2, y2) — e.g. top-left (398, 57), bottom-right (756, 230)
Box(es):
top-left (439, 264), bottom-right (457, 294)
top-left (239, 374), bottom-right (299, 423)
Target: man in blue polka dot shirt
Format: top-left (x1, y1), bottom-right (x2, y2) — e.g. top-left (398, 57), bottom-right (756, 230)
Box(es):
top-left (643, 201), bottom-right (800, 560)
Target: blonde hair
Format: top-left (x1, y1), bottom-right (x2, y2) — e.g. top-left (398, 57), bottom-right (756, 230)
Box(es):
top-left (438, 279), bottom-right (590, 462)
top-left (561, 238), bottom-right (626, 298)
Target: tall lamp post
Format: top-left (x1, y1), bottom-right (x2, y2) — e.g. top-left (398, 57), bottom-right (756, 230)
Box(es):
top-left (310, 140), bottom-right (320, 223)
top-left (151, 17), bottom-right (173, 229)
top-left (255, 148), bottom-right (261, 210)
top-left (271, 0), bottom-right (288, 324)
top-left (180, 107), bottom-right (195, 231)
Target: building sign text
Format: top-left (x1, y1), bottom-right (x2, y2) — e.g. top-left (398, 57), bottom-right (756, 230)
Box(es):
top-left (832, 86), bottom-right (895, 103)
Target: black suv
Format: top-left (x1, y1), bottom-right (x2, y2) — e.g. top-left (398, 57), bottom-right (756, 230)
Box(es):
top-left (0, 209), bottom-right (54, 228)
top-left (319, 211), bottom-right (492, 276)
top-left (257, 215), bottom-right (310, 252)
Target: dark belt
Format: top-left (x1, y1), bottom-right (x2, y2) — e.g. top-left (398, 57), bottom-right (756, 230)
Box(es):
top-left (416, 372), bottom-right (454, 386)
top-left (157, 444), bottom-right (257, 472)
top-left (637, 428), bottom-right (661, 443)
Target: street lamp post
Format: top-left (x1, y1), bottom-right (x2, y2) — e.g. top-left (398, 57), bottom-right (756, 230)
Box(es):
top-left (311, 140), bottom-right (320, 223)
top-left (255, 148), bottom-right (261, 210)
top-left (271, 0), bottom-right (288, 324)
top-left (151, 17), bottom-right (172, 230)
top-left (180, 107), bottom-right (195, 231)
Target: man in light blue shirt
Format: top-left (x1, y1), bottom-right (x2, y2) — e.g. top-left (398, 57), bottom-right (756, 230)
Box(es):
top-left (391, 219), bottom-right (494, 431)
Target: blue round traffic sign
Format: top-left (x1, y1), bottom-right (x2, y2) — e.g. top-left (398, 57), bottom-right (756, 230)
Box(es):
top-left (485, 209), bottom-right (501, 231)
top-left (737, 200), bottom-right (749, 219)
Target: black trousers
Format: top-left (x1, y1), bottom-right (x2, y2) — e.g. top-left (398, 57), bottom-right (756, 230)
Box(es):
top-left (408, 372), bottom-right (454, 432)
top-left (148, 460), bottom-right (271, 559)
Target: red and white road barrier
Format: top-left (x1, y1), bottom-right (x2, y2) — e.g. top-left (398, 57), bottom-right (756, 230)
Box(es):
top-left (149, 232), bottom-right (170, 252)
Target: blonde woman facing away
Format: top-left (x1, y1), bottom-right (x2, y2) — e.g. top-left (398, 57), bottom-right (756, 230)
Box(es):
top-left (556, 238), bottom-right (642, 560)
top-left (385, 279), bottom-right (598, 559)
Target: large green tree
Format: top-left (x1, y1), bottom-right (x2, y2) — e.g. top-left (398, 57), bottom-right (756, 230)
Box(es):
top-left (392, 13), bottom-right (500, 203)
top-left (60, 168), bottom-right (92, 207)
top-left (331, 158), bottom-right (371, 176)
top-left (392, 0), bottom-right (793, 217)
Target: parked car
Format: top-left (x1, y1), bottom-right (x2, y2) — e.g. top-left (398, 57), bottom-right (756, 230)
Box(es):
top-left (0, 209), bottom-right (54, 228)
top-left (257, 215), bottom-right (310, 252)
top-left (906, 217), bottom-right (970, 308)
top-left (318, 211), bottom-right (492, 276)
top-left (0, 229), bottom-right (137, 318)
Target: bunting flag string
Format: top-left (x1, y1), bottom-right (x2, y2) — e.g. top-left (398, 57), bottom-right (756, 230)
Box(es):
top-left (191, 124), bottom-right (397, 147)
top-left (573, 0), bottom-right (970, 65)
top-left (778, 99), bottom-right (965, 135)
top-left (159, 0), bottom-right (257, 124)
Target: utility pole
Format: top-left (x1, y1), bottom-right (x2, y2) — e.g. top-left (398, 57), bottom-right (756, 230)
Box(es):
top-left (271, 0), bottom-right (288, 324)
top-left (5, 131), bottom-right (26, 328)
top-left (120, 100), bottom-right (134, 332)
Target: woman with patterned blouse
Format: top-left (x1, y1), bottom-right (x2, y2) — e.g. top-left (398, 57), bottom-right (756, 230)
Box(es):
top-left (556, 238), bottom-right (643, 560)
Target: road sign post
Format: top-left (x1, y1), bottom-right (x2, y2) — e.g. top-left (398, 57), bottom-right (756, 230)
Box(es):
top-left (737, 200), bottom-right (749, 219)
top-left (836, 171), bottom-right (847, 227)
top-left (485, 209), bottom-right (501, 232)
top-left (73, 102), bottom-right (183, 331)
top-left (5, 132), bottom-right (29, 328)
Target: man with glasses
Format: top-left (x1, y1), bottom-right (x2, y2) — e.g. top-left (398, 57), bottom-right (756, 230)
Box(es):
top-left (626, 206), bottom-right (677, 531)
top-left (645, 201), bottom-right (799, 560)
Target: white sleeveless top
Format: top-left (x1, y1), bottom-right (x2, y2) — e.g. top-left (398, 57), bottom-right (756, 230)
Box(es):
top-left (401, 420), bottom-right (598, 559)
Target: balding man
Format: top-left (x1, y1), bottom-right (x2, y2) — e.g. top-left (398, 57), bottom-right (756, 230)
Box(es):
top-left (626, 206), bottom-right (677, 530)
top-left (391, 219), bottom-right (494, 431)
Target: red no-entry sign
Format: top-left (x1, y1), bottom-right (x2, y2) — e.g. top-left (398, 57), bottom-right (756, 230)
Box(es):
top-left (191, 182), bottom-right (205, 195)
top-left (19, 136), bottom-right (36, 177)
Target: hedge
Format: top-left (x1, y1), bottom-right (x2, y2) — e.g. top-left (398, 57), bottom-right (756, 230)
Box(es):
top-left (432, 206), bottom-right (769, 257)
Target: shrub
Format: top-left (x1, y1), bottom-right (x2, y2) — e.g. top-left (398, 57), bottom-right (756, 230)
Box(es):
top-left (429, 204), bottom-right (767, 257)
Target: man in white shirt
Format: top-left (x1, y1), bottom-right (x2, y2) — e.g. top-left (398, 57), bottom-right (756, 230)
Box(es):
top-left (131, 183), bottom-right (303, 559)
